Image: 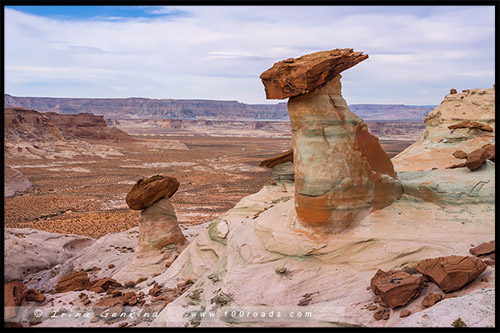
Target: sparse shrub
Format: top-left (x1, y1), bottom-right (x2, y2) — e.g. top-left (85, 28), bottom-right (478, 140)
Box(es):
top-left (401, 266), bottom-right (418, 274)
top-left (275, 267), bottom-right (287, 275)
top-left (452, 317), bottom-right (467, 327)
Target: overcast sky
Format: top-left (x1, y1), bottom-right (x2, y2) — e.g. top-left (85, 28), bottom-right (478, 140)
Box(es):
top-left (4, 5), bottom-right (495, 105)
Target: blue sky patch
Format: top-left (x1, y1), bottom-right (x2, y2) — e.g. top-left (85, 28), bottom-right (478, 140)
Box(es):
top-left (6, 5), bottom-right (190, 21)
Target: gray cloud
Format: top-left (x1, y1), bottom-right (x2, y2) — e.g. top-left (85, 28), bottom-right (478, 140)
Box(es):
top-left (4, 6), bottom-right (495, 105)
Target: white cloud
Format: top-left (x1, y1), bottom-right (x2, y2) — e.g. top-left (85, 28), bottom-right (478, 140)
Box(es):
top-left (4, 6), bottom-right (495, 105)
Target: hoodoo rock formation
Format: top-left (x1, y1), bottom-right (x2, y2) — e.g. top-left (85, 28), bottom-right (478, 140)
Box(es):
top-left (260, 49), bottom-right (402, 232)
top-left (113, 175), bottom-right (188, 283)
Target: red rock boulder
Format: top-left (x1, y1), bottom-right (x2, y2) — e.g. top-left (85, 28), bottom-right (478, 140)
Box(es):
top-left (126, 175), bottom-right (180, 210)
top-left (370, 269), bottom-right (422, 309)
top-left (421, 292), bottom-right (443, 308)
top-left (55, 270), bottom-right (91, 293)
top-left (89, 278), bottom-right (122, 293)
top-left (452, 150), bottom-right (468, 159)
top-left (415, 255), bottom-right (486, 293)
top-left (482, 144), bottom-right (495, 162)
top-left (470, 241), bottom-right (495, 257)
top-left (465, 148), bottom-right (489, 171)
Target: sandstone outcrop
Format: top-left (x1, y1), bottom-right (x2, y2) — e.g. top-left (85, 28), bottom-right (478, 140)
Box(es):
top-left (114, 181), bottom-right (188, 283)
top-left (260, 49), bottom-right (401, 233)
top-left (397, 288), bottom-right (494, 328)
top-left (259, 149), bottom-right (294, 183)
top-left (55, 270), bottom-right (91, 293)
top-left (448, 121), bottom-right (493, 132)
top-left (397, 161), bottom-right (494, 206)
top-left (370, 269), bottom-right (422, 308)
top-left (470, 241), bottom-right (495, 257)
top-left (17, 228), bottom-right (138, 293)
top-left (260, 48), bottom-right (368, 99)
top-left (4, 228), bottom-right (94, 283)
top-left (392, 88), bottom-right (495, 171)
top-left (415, 255), bottom-right (486, 293)
top-left (4, 164), bottom-right (32, 197)
top-left (126, 175), bottom-right (180, 210)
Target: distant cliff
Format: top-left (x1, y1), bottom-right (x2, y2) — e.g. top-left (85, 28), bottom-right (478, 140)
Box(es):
top-left (4, 94), bottom-right (435, 121)
top-left (4, 107), bottom-right (132, 143)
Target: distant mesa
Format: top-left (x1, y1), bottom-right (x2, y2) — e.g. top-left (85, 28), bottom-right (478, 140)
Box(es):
top-left (4, 94), bottom-right (436, 122)
top-left (43, 111), bottom-right (134, 141)
top-left (4, 107), bottom-right (133, 141)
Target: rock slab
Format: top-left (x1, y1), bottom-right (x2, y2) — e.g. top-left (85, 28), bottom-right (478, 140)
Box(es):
top-left (260, 48), bottom-right (368, 99)
top-left (415, 255), bottom-right (486, 293)
top-left (370, 269), bottom-right (422, 309)
top-left (470, 241), bottom-right (495, 257)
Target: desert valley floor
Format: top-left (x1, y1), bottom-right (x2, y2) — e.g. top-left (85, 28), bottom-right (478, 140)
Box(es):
top-left (4, 134), bottom-right (413, 238)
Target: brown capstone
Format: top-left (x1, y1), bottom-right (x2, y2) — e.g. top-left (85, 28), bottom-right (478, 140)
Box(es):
top-left (126, 175), bottom-right (179, 210)
top-left (260, 48), bottom-right (368, 99)
top-left (259, 149), bottom-right (293, 168)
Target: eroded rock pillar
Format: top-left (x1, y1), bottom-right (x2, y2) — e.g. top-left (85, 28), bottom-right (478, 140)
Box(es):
top-left (260, 49), bottom-right (402, 233)
top-left (113, 175), bottom-right (188, 283)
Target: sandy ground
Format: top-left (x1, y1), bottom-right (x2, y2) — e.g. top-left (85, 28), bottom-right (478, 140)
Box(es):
top-left (4, 135), bottom-right (412, 238)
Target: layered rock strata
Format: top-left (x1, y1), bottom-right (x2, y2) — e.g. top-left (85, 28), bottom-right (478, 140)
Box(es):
top-left (114, 175), bottom-right (188, 283)
top-left (260, 49), bottom-right (402, 233)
